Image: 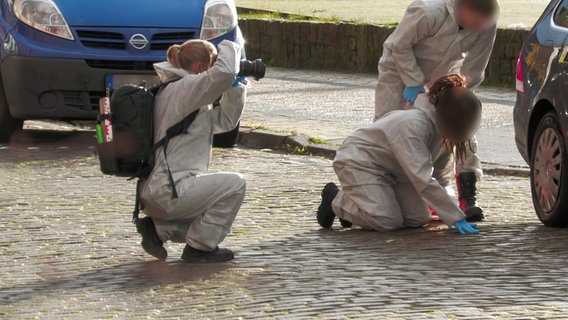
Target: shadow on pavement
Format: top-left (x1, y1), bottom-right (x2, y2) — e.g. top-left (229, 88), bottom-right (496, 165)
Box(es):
top-left (0, 260), bottom-right (232, 304)
top-left (0, 129), bottom-right (96, 163)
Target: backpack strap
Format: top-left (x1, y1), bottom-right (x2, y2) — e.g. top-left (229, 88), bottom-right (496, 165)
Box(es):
top-left (155, 109), bottom-right (200, 199)
top-left (132, 109), bottom-right (200, 223)
top-left (133, 179), bottom-right (143, 224)
top-left (131, 80), bottom-right (200, 224)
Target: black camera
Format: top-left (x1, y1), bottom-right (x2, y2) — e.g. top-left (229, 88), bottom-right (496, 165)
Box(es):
top-left (239, 59), bottom-right (266, 81)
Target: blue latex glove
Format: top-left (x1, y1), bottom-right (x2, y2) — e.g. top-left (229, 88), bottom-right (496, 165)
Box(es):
top-left (449, 219), bottom-right (479, 235)
top-left (232, 76), bottom-right (246, 87)
top-left (402, 85), bottom-right (425, 104)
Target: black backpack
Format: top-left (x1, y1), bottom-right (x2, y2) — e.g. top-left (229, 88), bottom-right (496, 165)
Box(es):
top-left (96, 81), bottom-right (199, 223)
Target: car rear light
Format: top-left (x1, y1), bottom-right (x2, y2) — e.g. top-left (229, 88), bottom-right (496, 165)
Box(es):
top-left (516, 52), bottom-right (524, 93)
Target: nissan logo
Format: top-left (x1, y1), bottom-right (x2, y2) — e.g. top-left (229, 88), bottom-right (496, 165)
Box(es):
top-left (129, 34), bottom-right (148, 50)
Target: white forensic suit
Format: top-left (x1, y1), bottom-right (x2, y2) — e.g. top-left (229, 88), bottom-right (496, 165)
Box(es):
top-left (333, 95), bottom-right (465, 231)
top-left (374, 0), bottom-right (497, 178)
top-left (141, 40), bottom-right (247, 252)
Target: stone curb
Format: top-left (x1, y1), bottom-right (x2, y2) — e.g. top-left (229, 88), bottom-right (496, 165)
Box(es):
top-left (483, 165), bottom-right (530, 177)
top-left (238, 128), bottom-right (338, 157)
top-left (238, 128), bottom-right (530, 177)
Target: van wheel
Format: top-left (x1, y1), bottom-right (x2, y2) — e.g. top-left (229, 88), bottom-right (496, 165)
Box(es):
top-left (530, 112), bottom-right (568, 227)
top-left (213, 122), bottom-right (239, 148)
top-left (0, 81), bottom-right (23, 143)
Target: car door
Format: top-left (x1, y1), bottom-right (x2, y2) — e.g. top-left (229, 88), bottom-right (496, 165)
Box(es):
top-left (551, 1), bottom-right (568, 126)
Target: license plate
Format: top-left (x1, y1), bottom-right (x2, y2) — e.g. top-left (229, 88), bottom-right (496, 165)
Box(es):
top-left (107, 74), bottom-right (161, 89)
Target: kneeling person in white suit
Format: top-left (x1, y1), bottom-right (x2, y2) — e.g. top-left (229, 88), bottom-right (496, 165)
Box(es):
top-left (318, 74), bottom-right (480, 234)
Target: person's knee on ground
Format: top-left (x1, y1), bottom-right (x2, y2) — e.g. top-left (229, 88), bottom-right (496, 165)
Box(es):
top-left (344, 209), bottom-right (404, 232)
top-left (331, 191), bottom-right (405, 232)
top-left (403, 215), bottom-right (430, 228)
top-left (394, 181), bottom-right (431, 228)
top-left (371, 214), bottom-right (405, 232)
top-left (401, 206), bottom-right (431, 228)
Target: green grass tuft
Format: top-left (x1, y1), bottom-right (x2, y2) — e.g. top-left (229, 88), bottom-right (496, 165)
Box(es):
top-left (308, 136), bottom-right (330, 145)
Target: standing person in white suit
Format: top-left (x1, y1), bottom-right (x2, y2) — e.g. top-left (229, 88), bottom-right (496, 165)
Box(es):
top-left (374, 0), bottom-right (500, 222)
top-left (318, 74), bottom-right (481, 234)
top-left (137, 39), bottom-right (247, 263)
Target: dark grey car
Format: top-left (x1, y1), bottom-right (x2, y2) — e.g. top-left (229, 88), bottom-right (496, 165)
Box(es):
top-left (514, 0), bottom-right (568, 226)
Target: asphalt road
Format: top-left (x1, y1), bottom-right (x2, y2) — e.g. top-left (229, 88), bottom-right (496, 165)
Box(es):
top-left (244, 68), bottom-right (525, 167)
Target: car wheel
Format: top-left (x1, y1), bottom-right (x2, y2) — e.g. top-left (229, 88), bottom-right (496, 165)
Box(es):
top-left (0, 79), bottom-right (23, 143)
top-left (213, 122), bottom-right (240, 148)
top-left (530, 112), bottom-right (568, 227)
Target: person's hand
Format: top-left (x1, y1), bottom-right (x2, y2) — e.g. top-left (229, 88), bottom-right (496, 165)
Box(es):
top-left (402, 85), bottom-right (425, 104)
top-left (449, 219), bottom-right (479, 235)
top-left (232, 76), bottom-right (246, 87)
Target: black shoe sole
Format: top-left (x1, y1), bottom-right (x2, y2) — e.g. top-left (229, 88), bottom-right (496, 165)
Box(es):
top-left (181, 246), bottom-right (234, 263)
top-left (339, 218), bottom-right (353, 228)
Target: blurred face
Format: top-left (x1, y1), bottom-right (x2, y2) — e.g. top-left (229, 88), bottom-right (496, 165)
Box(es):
top-left (457, 1), bottom-right (495, 31)
top-left (436, 87), bottom-right (482, 143)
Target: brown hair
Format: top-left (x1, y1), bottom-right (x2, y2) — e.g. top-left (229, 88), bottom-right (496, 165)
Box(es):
top-left (166, 39), bottom-right (217, 70)
top-left (461, 0), bottom-right (500, 16)
top-left (429, 74), bottom-right (481, 164)
top-left (429, 74), bottom-right (467, 106)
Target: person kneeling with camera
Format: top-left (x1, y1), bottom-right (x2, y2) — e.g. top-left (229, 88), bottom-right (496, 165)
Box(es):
top-left (138, 40), bottom-right (248, 263)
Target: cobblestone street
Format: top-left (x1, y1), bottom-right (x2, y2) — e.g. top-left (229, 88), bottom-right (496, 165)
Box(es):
top-left (2, 131), bottom-right (568, 319)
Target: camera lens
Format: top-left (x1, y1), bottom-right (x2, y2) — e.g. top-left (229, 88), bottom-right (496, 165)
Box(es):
top-left (239, 59), bottom-right (266, 80)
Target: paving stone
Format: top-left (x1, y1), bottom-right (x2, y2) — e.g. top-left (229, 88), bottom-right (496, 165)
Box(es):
top-left (1, 136), bottom-right (568, 319)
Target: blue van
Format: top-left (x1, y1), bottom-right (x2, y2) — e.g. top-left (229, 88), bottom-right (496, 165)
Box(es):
top-left (0, 0), bottom-right (245, 143)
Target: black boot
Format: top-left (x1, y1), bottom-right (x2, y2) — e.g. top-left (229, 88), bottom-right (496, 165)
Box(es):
top-left (317, 182), bottom-right (339, 228)
top-left (181, 245), bottom-right (234, 263)
top-left (340, 218), bottom-right (353, 228)
top-left (317, 182), bottom-right (352, 228)
top-left (457, 172), bottom-right (485, 222)
top-left (136, 217), bottom-right (168, 260)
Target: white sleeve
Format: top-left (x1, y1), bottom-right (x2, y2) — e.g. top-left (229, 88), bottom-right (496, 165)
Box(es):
top-left (384, 2), bottom-right (439, 87)
top-left (166, 40), bottom-right (241, 116)
top-left (461, 25), bottom-right (497, 90)
top-left (212, 85), bottom-right (247, 134)
top-left (389, 118), bottom-right (466, 225)
top-left (432, 148), bottom-right (455, 188)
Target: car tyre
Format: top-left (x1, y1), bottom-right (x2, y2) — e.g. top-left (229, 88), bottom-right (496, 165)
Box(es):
top-left (0, 79), bottom-right (23, 143)
top-left (530, 112), bottom-right (568, 227)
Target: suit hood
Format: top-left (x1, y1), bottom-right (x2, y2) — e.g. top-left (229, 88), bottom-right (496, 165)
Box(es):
top-left (154, 61), bottom-right (190, 82)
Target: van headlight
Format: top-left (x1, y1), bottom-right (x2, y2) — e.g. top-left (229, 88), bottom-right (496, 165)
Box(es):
top-left (13, 0), bottom-right (74, 40)
top-left (200, 0), bottom-right (237, 40)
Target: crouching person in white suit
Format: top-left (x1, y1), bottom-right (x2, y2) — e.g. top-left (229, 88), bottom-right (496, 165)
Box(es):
top-left (318, 74), bottom-right (480, 235)
top-left (138, 39), bottom-right (247, 263)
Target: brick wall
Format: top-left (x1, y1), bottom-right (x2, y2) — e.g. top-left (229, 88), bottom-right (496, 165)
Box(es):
top-left (238, 18), bottom-right (530, 87)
